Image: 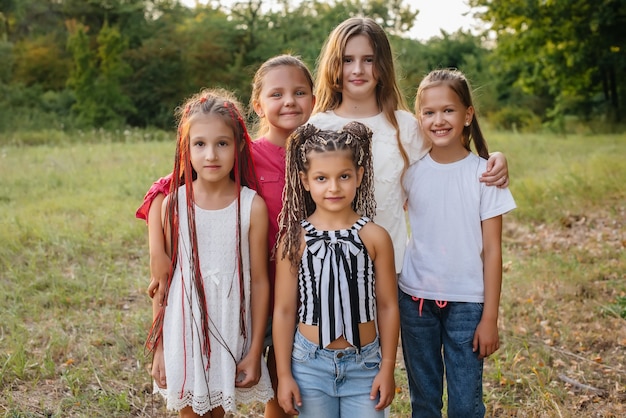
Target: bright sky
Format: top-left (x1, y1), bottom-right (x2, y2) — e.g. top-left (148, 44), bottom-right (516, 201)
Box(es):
top-left (182, 0), bottom-right (479, 41)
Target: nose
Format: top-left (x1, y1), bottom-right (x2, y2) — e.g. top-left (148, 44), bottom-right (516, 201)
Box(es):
top-left (434, 112), bottom-right (445, 125)
top-left (328, 178), bottom-right (339, 191)
top-left (352, 59), bottom-right (363, 74)
top-left (205, 145), bottom-right (217, 160)
top-left (284, 93), bottom-right (295, 106)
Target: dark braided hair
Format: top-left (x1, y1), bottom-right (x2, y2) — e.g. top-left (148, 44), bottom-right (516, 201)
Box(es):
top-left (277, 121), bottom-right (375, 267)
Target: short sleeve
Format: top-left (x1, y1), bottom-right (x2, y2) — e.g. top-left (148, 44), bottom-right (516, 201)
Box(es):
top-left (135, 173), bottom-right (173, 222)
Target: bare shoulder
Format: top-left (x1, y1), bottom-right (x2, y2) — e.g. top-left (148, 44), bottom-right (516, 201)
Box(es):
top-left (250, 193), bottom-right (268, 216)
top-left (359, 220), bottom-right (392, 247)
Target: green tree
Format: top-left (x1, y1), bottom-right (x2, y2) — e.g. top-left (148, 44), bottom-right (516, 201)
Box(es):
top-left (13, 34), bottom-right (71, 90)
top-left (471, 0), bottom-right (626, 122)
top-left (67, 21), bottom-right (134, 128)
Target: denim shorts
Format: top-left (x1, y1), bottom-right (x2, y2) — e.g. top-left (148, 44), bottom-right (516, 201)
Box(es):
top-left (398, 289), bottom-right (486, 418)
top-left (291, 329), bottom-right (384, 418)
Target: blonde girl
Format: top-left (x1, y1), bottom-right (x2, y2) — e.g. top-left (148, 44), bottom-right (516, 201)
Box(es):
top-left (399, 69), bottom-right (516, 417)
top-left (308, 17), bottom-right (509, 275)
top-left (146, 88), bottom-right (274, 417)
top-left (273, 122), bottom-right (399, 418)
top-left (249, 54), bottom-right (316, 418)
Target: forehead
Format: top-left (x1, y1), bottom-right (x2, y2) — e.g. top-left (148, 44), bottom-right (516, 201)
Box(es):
top-left (306, 149), bottom-right (355, 170)
top-left (421, 84), bottom-right (462, 105)
top-left (262, 65), bottom-right (312, 90)
top-left (189, 114), bottom-right (234, 138)
top-left (344, 34), bottom-right (373, 55)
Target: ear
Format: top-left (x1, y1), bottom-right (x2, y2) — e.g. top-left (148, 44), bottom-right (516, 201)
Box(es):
top-left (465, 106), bottom-right (475, 126)
top-left (311, 95), bottom-right (317, 110)
top-left (356, 166), bottom-right (364, 187)
top-left (299, 171), bottom-right (310, 191)
top-left (252, 100), bottom-right (264, 118)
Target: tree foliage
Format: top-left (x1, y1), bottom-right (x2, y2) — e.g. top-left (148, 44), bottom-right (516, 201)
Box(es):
top-left (471, 0), bottom-right (626, 123)
top-left (3, 0), bottom-right (619, 132)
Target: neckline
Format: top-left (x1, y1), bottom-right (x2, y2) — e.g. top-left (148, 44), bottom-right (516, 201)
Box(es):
top-left (303, 216), bottom-right (367, 233)
top-left (329, 110), bottom-right (383, 122)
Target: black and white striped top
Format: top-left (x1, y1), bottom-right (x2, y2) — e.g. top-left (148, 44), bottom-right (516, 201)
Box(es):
top-left (298, 216), bottom-right (376, 350)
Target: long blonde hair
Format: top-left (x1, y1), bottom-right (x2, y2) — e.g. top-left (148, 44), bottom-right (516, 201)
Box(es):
top-left (313, 17), bottom-right (410, 171)
top-left (277, 121), bottom-right (376, 267)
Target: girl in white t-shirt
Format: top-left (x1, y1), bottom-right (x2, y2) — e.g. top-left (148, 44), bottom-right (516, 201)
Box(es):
top-left (399, 68), bottom-right (516, 417)
top-left (308, 17), bottom-right (509, 274)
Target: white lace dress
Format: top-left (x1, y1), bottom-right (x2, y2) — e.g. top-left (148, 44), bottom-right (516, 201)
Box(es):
top-left (156, 186), bottom-right (273, 414)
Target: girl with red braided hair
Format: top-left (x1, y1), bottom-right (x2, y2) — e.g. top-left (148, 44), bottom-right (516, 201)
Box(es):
top-left (146, 88), bottom-right (274, 417)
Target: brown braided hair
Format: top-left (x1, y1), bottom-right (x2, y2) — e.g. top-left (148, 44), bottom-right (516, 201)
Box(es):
top-left (277, 121), bottom-right (375, 267)
top-left (146, 88), bottom-right (260, 363)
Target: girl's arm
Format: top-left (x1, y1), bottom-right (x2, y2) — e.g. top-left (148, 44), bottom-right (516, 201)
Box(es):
top-left (363, 224), bottom-right (399, 411)
top-left (273, 240), bottom-right (302, 415)
top-left (481, 152), bottom-right (509, 188)
top-left (236, 195), bottom-right (270, 388)
top-left (150, 194), bottom-right (173, 388)
top-left (146, 193), bottom-right (170, 305)
top-left (473, 215), bottom-right (503, 359)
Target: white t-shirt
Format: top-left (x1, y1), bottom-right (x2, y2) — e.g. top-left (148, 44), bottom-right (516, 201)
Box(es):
top-left (308, 110), bottom-right (428, 272)
top-left (399, 153), bottom-right (516, 302)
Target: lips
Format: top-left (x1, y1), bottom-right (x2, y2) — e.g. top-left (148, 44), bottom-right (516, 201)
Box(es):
top-left (432, 129), bottom-right (451, 136)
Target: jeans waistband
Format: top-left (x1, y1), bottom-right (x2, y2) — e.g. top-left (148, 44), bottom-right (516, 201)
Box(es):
top-left (294, 328), bottom-right (379, 359)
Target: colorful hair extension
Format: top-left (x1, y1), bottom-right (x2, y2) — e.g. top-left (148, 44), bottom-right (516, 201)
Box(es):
top-left (146, 89), bottom-right (260, 367)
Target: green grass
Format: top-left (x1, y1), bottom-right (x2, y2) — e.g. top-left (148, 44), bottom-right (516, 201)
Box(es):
top-left (0, 130), bottom-right (625, 417)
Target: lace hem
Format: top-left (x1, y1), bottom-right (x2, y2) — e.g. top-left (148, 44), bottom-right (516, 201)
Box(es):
top-left (154, 382), bottom-right (274, 415)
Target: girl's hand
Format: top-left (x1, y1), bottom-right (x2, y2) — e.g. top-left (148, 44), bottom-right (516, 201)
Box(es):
top-left (277, 376), bottom-right (302, 415)
top-left (235, 353), bottom-right (261, 388)
top-left (371, 367), bottom-right (395, 411)
top-left (151, 345), bottom-right (167, 388)
top-left (148, 250), bottom-right (170, 305)
top-left (473, 318), bottom-right (500, 359)
top-left (481, 152), bottom-right (509, 188)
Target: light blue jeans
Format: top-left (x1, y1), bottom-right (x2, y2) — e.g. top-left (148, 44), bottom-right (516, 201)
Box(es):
top-left (398, 289), bottom-right (486, 418)
top-left (291, 329), bottom-right (384, 418)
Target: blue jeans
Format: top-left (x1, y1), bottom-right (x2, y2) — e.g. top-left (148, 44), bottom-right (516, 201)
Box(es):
top-left (291, 329), bottom-right (384, 418)
top-left (398, 289), bottom-right (486, 418)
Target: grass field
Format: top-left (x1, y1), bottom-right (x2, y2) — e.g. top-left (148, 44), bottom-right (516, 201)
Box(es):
top-left (0, 129), bottom-right (624, 417)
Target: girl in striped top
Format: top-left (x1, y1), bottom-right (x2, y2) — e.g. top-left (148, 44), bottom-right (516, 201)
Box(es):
top-left (272, 122), bottom-right (399, 418)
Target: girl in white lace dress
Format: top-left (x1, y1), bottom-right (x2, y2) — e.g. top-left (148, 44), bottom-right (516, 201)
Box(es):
top-left (146, 88), bottom-right (274, 417)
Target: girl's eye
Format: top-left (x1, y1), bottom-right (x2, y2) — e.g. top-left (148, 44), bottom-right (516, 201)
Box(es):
top-left (343, 57), bottom-right (352, 63)
top-left (296, 90), bottom-right (307, 96)
top-left (316, 176), bottom-right (325, 182)
top-left (218, 140), bottom-right (230, 147)
top-left (340, 174), bottom-right (350, 180)
top-left (365, 57), bottom-right (374, 63)
top-left (271, 92), bottom-right (281, 98)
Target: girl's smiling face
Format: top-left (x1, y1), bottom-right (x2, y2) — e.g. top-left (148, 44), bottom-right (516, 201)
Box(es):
top-left (341, 34), bottom-right (378, 101)
top-left (418, 84), bottom-right (474, 162)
